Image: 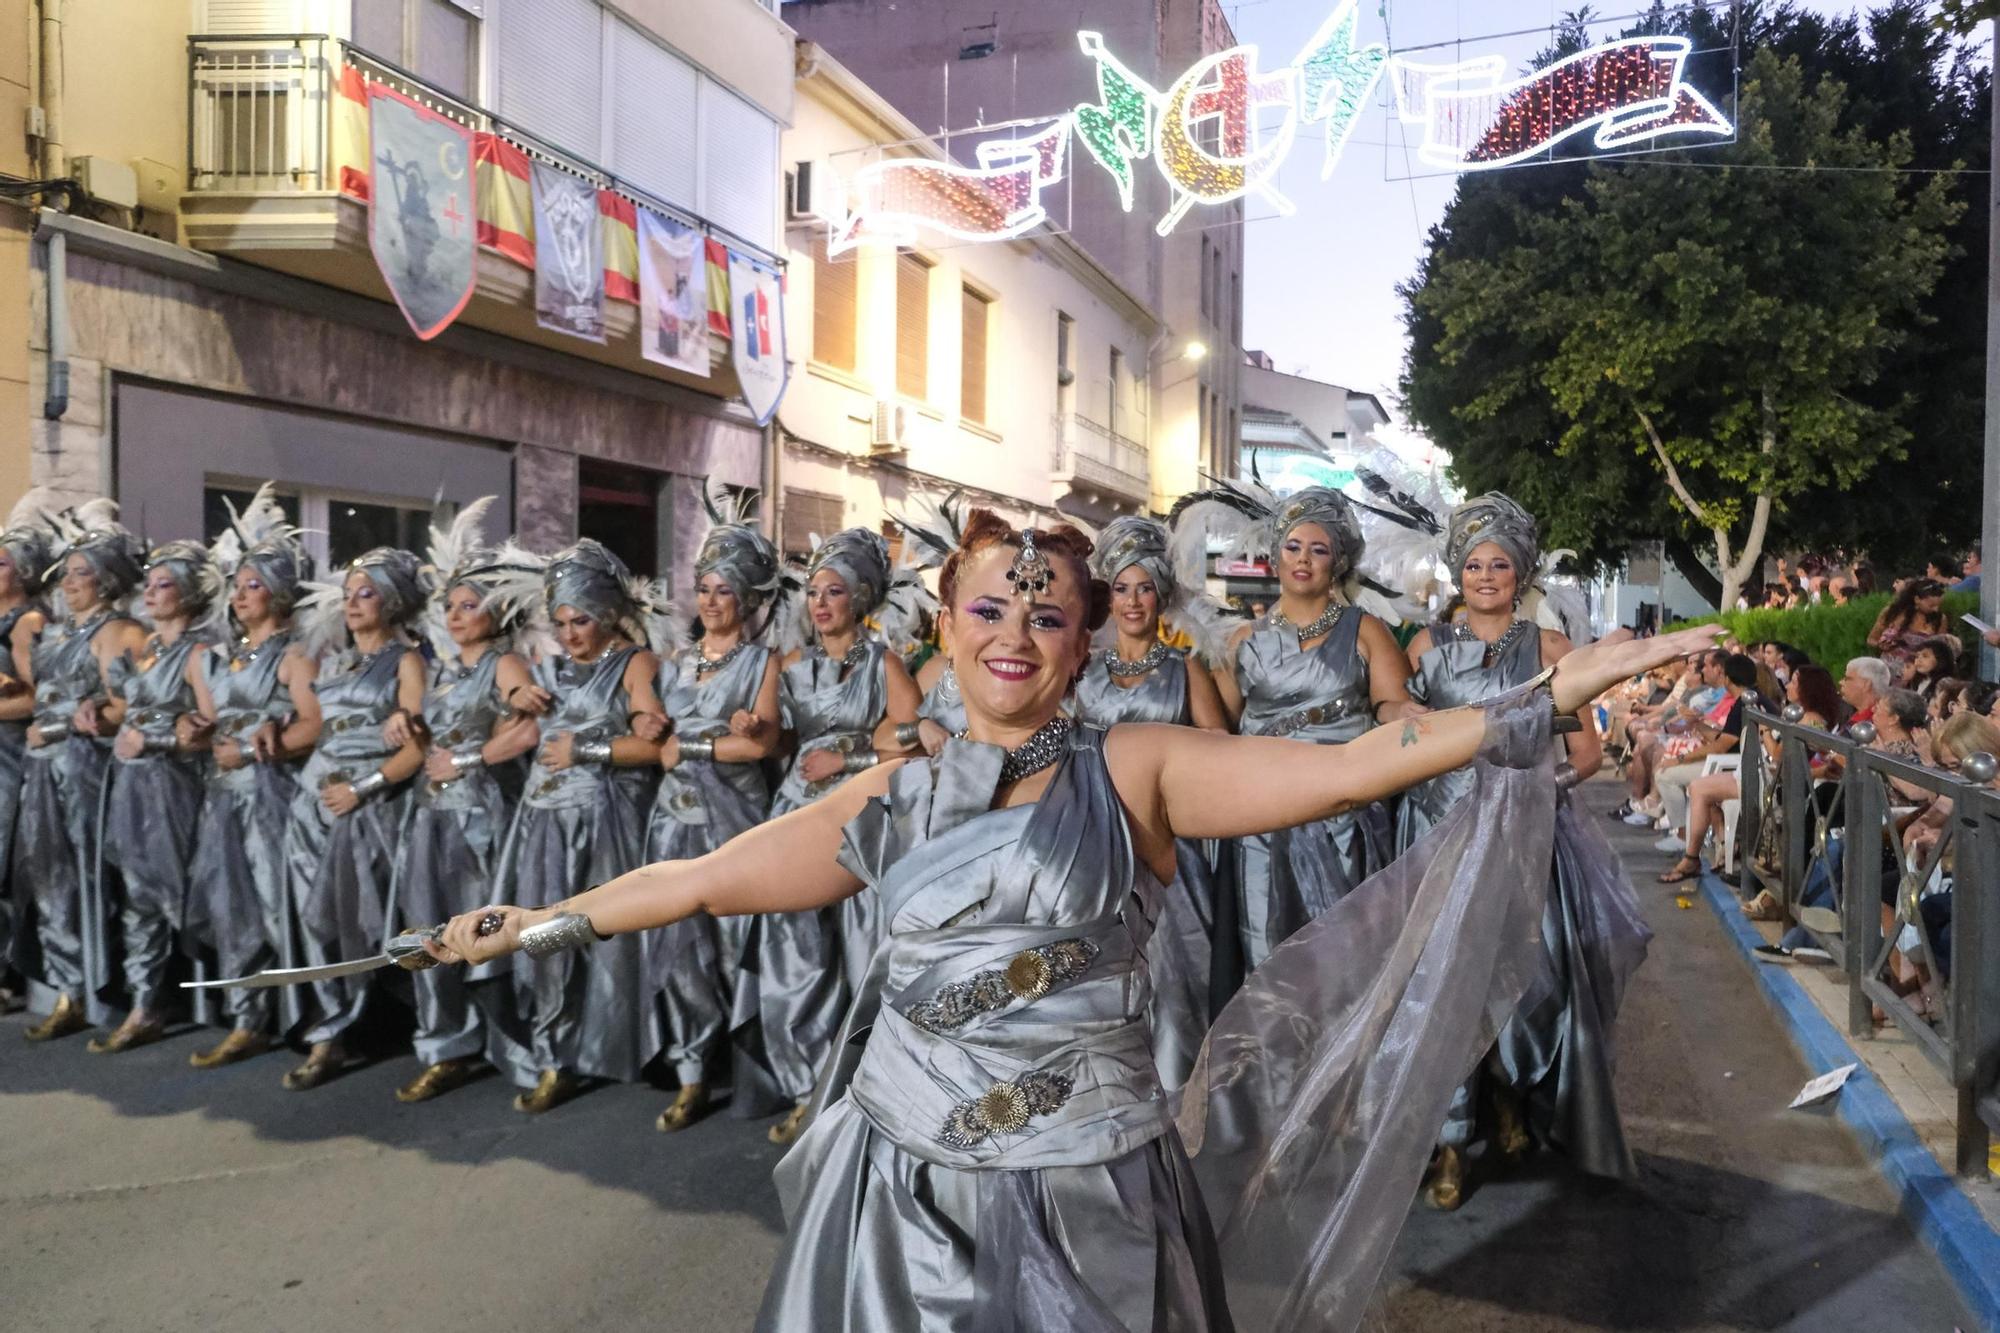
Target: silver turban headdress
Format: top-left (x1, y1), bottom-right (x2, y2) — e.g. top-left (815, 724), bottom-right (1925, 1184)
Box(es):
top-left (1444, 493), bottom-right (1541, 584)
top-left (143, 539), bottom-right (225, 623)
top-left (46, 498), bottom-right (146, 605)
top-left (210, 482), bottom-right (313, 614)
top-left (806, 527), bottom-right (892, 616)
top-left (544, 538), bottom-right (683, 656)
top-left (0, 489), bottom-right (59, 596)
top-left (348, 546), bottom-right (427, 625)
top-left (422, 496), bottom-right (546, 655)
top-left (695, 483), bottom-right (781, 612)
top-left (1169, 474), bottom-right (1400, 633)
top-left (1091, 515), bottom-right (1178, 602)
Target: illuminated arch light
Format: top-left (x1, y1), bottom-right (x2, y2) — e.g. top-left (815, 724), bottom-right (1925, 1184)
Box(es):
top-left (1390, 36), bottom-right (1734, 171)
top-left (824, 120), bottom-right (1072, 255)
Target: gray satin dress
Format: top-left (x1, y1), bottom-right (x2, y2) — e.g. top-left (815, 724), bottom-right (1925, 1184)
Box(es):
top-left (1230, 610), bottom-right (1389, 970)
top-left (648, 644), bottom-right (775, 1088)
top-left (496, 645), bottom-right (662, 1084)
top-left (187, 634), bottom-right (304, 1035)
top-left (919, 664), bottom-right (967, 736)
top-left (761, 690), bottom-right (1570, 1333)
top-left (1072, 649), bottom-right (1217, 1091)
top-left (1400, 622), bottom-right (1650, 1178)
top-left (393, 650), bottom-right (533, 1078)
top-left (285, 646), bottom-right (417, 1046)
top-left (757, 643), bottom-right (887, 1111)
top-left (0, 602), bottom-right (42, 980)
top-left (16, 611), bottom-right (129, 1017)
top-left (101, 633), bottom-right (208, 1014)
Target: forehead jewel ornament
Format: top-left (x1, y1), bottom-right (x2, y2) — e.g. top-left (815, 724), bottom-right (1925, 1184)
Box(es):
top-left (1006, 529), bottom-right (1054, 597)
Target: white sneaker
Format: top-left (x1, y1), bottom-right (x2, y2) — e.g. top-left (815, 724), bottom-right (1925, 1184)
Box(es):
top-left (1654, 834), bottom-right (1687, 852)
top-left (1622, 811), bottom-right (1655, 827)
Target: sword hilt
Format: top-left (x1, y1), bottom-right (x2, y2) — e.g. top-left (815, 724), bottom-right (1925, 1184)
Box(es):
top-left (390, 911), bottom-right (509, 971)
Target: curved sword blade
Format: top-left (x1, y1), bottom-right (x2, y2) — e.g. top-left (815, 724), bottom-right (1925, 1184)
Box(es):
top-left (180, 929), bottom-right (440, 990)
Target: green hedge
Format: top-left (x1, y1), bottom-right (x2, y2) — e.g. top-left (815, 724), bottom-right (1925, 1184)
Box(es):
top-left (1668, 591), bottom-right (1983, 677)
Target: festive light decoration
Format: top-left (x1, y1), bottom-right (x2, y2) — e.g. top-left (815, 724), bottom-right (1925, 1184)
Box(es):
top-left (815, 8), bottom-right (1732, 251)
top-left (1390, 36), bottom-right (1733, 171)
top-left (823, 121), bottom-right (1071, 256)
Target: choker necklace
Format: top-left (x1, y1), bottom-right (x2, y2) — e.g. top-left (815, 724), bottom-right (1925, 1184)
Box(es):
top-left (1104, 642), bottom-right (1170, 676)
top-left (1450, 618), bottom-right (1533, 668)
top-left (694, 641), bottom-right (749, 675)
top-left (955, 714), bottom-right (1074, 784)
top-left (815, 640), bottom-right (868, 671)
top-left (1272, 603), bottom-right (1343, 646)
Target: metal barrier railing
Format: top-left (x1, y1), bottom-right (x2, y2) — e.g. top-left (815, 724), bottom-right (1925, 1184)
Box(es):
top-left (1739, 707), bottom-right (2000, 1176)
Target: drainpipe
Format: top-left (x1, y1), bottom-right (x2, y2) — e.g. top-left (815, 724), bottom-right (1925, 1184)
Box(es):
top-left (36, 0), bottom-right (70, 420)
top-left (42, 225), bottom-right (68, 420)
top-left (39, 0), bottom-right (65, 182)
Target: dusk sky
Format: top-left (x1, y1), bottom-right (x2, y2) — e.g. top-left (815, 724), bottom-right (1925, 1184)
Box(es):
top-left (1226, 0), bottom-right (1916, 435)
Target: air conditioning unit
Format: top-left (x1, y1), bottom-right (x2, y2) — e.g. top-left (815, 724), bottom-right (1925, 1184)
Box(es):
top-left (871, 399), bottom-right (909, 453)
top-left (788, 162), bottom-right (820, 222)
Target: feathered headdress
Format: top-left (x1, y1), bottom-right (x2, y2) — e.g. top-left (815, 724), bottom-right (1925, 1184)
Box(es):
top-left (890, 487), bottom-right (969, 574)
top-left (420, 496), bottom-right (546, 656)
top-left (45, 497), bottom-right (146, 610)
top-left (293, 546), bottom-right (427, 673)
top-left (1090, 514), bottom-right (1234, 665)
top-left (142, 539), bottom-right (227, 638)
top-left (544, 538), bottom-right (685, 659)
top-left (0, 488), bottom-right (60, 597)
top-left (208, 482), bottom-right (313, 617)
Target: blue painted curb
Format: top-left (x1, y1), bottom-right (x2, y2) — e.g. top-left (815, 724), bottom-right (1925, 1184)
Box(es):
top-left (1693, 870), bottom-right (2000, 1330)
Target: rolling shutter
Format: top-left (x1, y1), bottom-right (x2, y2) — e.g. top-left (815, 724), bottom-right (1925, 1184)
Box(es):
top-left (960, 287), bottom-right (990, 424)
top-left (896, 253), bottom-right (930, 402)
top-left (493, 0), bottom-right (602, 157)
top-left (812, 236), bottom-right (857, 372)
top-left (608, 18), bottom-right (699, 210)
top-left (699, 79), bottom-right (777, 248)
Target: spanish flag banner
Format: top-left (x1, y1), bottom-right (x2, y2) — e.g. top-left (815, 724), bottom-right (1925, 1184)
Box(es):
top-left (473, 133), bottom-right (533, 268)
top-left (705, 237), bottom-right (732, 337)
top-left (333, 64), bottom-right (371, 202)
top-left (601, 193), bottom-right (639, 303)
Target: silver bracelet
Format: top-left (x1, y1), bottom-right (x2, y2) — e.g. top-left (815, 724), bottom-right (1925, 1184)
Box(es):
top-left (37, 720), bottom-right (70, 742)
top-left (518, 911), bottom-right (602, 959)
top-left (349, 769), bottom-right (390, 798)
top-left (575, 738), bottom-right (614, 765)
top-left (1554, 761), bottom-right (1583, 791)
top-left (450, 749), bottom-right (487, 773)
top-left (894, 721), bottom-right (922, 749)
top-left (841, 750), bottom-right (881, 775)
top-left (678, 738), bottom-right (715, 762)
top-left (142, 734), bottom-right (176, 757)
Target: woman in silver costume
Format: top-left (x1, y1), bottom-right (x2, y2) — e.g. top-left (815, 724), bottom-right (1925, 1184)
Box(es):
top-left (0, 497), bottom-right (53, 1011)
top-left (88, 539), bottom-right (224, 1053)
top-left (899, 491), bottom-right (972, 746)
top-left (1071, 516), bottom-right (1228, 1091)
top-left (759, 525), bottom-right (922, 1144)
top-left (1398, 495), bottom-right (1650, 1210)
top-left (1171, 483), bottom-right (1420, 973)
top-left (428, 510), bottom-right (1713, 1333)
top-left (278, 547), bottom-right (429, 1090)
top-left (644, 502), bottom-right (784, 1134)
top-left (492, 539), bottom-right (667, 1115)
top-left (384, 501), bottom-right (546, 1104)
top-left (19, 502), bottom-right (147, 1041)
top-left (182, 486), bottom-right (318, 1069)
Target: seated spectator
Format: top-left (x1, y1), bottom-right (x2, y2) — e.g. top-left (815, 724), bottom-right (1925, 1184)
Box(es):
top-left (1830, 580), bottom-right (1855, 606)
top-left (1951, 542), bottom-right (1980, 593)
top-left (1867, 578), bottom-right (1950, 673)
top-left (1925, 553), bottom-right (1962, 584)
top-left (1854, 563), bottom-right (1879, 596)
top-left (1651, 652), bottom-right (1758, 878)
top-left (1902, 636), bottom-right (1959, 698)
top-left (1615, 654), bottom-right (1721, 822)
top-left (1905, 711), bottom-right (2000, 868)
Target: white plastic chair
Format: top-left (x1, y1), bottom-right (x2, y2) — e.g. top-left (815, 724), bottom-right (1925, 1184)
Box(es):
top-left (1701, 754), bottom-right (1742, 868)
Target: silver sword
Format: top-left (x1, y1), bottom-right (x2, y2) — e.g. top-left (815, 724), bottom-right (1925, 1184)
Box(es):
top-left (182, 912), bottom-right (506, 990)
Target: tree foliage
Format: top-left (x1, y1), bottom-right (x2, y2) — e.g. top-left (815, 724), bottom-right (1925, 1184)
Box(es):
top-left (1400, 2), bottom-right (1987, 604)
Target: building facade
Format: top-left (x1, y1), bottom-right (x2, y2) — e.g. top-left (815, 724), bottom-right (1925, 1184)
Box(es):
top-left (778, 44), bottom-right (1160, 550)
top-left (1240, 353), bottom-right (1393, 491)
top-left (786, 0), bottom-right (1247, 514)
top-left (8, 0), bottom-right (794, 584)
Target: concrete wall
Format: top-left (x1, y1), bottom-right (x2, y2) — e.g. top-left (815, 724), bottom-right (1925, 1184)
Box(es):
top-left (607, 0), bottom-right (797, 123)
top-left (1, 0), bottom-right (34, 504)
top-left (60, 0), bottom-right (187, 197)
top-left (1242, 363), bottom-right (1356, 453)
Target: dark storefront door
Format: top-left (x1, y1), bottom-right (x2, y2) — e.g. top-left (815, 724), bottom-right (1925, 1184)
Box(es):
top-left (577, 459), bottom-right (660, 578)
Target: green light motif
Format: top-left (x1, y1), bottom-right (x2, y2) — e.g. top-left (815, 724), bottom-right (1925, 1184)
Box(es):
top-left (1295, 0), bottom-right (1389, 178)
top-left (1073, 31), bottom-right (1159, 212)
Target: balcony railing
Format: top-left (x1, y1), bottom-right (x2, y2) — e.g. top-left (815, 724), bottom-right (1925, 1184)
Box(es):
top-left (1052, 412), bottom-right (1149, 506)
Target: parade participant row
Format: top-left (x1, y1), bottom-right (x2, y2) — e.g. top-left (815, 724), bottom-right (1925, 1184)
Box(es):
top-left (0, 475), bottom-right (1659, 1195)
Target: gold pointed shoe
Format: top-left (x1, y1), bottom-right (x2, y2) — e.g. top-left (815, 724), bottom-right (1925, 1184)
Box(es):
top-left (1424, 1147), bottom-right (1466, 1212)
top-left (512, 1068), bottom-right (580, 1114)
top-left (1492, 1086), bottom-right (1532, 1161)
top-left (190, 1029), bottom-right (273, 1069)
top-left (24, 995), bottom-right (89, 1043)
top-left (396, 1058), bottom-right (481, 1104)
top-left (767, 1102), bottom-right (810, 1146)
top-left (281, 1042), bottom-right (346, 1091)
top-left (88, 1015), bottom-right (168, 1055)
top-left (655, 1082), bottom-right (710, 1133)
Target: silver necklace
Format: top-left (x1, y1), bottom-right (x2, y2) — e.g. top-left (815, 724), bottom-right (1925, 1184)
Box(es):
top-left (1104, 642), bottom-right (1170, 676)
top-left (694, 640), bottom-right (749, 675)
top-left (1450, 618), bottom-right (1533, 667)
top-left (955, 714), bottom-right (1074, 784)
top-left (1272, 603), bottom-right (1343, 646)
top-left (815, 639), bottom-right (868, 671)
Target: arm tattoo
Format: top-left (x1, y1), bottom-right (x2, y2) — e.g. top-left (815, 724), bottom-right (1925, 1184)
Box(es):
top-left (1400, 720), bottom-right (1420, 747)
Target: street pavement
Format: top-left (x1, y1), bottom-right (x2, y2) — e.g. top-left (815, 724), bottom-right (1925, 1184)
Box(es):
top-left (0, 775), bottom-right (1980, 1332)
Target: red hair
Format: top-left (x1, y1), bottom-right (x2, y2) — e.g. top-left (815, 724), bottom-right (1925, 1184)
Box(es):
top-left (940, 509), bottom-right (1111, 632)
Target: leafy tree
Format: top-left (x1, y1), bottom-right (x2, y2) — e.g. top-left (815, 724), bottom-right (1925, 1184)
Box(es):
top-left (1936, 0), bottom-right (2000, 36)
top-left (1401, 3), bottom-right (1985, 603)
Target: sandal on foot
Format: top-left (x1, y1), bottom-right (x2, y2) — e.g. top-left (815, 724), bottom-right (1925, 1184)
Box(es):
top-left (1657, 856), bottom-right (1703, 884)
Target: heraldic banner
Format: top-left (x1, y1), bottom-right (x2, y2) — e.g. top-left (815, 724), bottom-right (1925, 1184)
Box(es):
top-left (637, 210), bottom-right (710, 375)
top-left (367, 84), bottom-right (477, 341)
top-left (532, 161), bottom-right (606, 342)
top-left (727, 249), bottom-right (787, 427)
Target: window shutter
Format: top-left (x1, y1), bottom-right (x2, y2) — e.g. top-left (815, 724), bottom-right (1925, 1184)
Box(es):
top-left (199, 0), bottom-right (307, 31)
top-left (781, 489), bottom-right (845, 558)
top-left (812, 236), bottom-right (857, 372)
top-left (896, 253), bottom-right (930, 402)
top-left (699, 79), bottom-right (778, 248)
top-left (493, 0), bottom-right (601, 157)
top-left (414, 0), bottom-right (478, 101)
top-left (960, 287), bottom-right (989, 425)
top-left (608, 19), bottom-right (698, 210)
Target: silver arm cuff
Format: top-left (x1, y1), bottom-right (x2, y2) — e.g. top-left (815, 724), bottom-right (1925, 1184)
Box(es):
top-left (894, 721), bottom-right (922, 749)
top-left (842, 749), bottom-right (881, 775)
top-left (37, 720), bottom-right (71, 742)
top-left (450, 749), bottom-right (487, 773)
top-left (142, 734), bottom-right (177, 757)
top-left (518, 911), bottom-right (602, 959)
top-left (1554, 761), bottom-right (1583, 791)
top-left (349, 769), bottom-right (390, 798)
top-left (679, 738), bottom-right (715, 762)
top-left (575, 738), bottom-right (614, 765)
